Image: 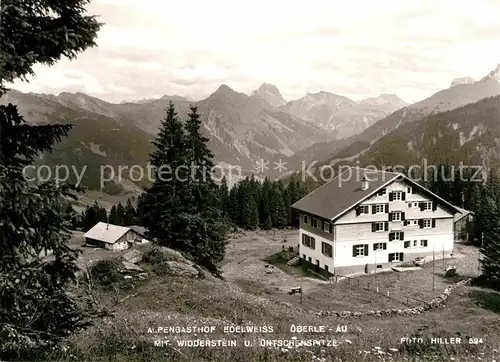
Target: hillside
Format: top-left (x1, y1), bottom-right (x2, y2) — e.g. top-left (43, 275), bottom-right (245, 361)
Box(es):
top-left (1, 90), bottom-right (153, 193)
top-left (294, 95), bottom-right (500, 186)
top-left (307, 65), bottom-right (500, 172)
top-left (2, 85), bottom-right (337, 185)
top-left (47, 230), bottom-right (500, 362)
top-left (357, 95), bottom-right (500, 169)
top-left (281, 92), bottom-right (407, 139)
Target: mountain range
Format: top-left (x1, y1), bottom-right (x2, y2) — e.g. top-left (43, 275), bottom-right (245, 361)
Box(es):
top-left (2, 81), bottom-right (408, 191)
top-left (290, 63), bottom-right (500, 183)
top-left (3, 63), bottom-right (499, 193)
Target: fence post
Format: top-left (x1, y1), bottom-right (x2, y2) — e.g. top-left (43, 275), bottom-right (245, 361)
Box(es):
top-left (387, 290), bottom-right (390, 297)
top-left (376, 286), bottom-right (379, 293)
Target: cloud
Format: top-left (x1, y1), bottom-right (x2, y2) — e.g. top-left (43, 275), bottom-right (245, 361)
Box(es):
top-left (7, 0), bottom-right (500, 104)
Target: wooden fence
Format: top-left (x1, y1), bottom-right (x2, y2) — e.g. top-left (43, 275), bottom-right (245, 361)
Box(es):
top-left (329, 274), bottom-right (430, 307)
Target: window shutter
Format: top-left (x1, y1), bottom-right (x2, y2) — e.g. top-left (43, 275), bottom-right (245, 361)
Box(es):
top-left (352, 246), bottom-right (357, 257)
top-left (389, 232), bottom-right (394, 241)
top-left (419, 219), bottom-right (424, 228)
top-left (329, 224), bottom-right (332, 233)
top-left (401, 212), bottom-right (405, 221)
top-left (403, 220), bottom-right (408, 226)
top-left (364, 244), bottom-right (369, 256)
top-left (373, 244), bottom-right (377, 251)
top-left (356, 207), bottom-right (361, 216)
top-left (419, 202), bottom-right (425, 211)
top-left (385, 204), bottom-right (389, 213)
top-left (399, 252), bottom-right (404, 261)
top-left (408, 203), bottom-right (412, 208)
top-left (372, 205), bottom-right (376, 214)
top-left (432, 202), bottom-right (437, 211)
top-left (404, 241), bottom-right (409, 248)
top-left (384, 221), bottom-right (388, 231)
top-left (432, 219), bottom-right (436, 228)
top-left (401, 231), bottom-right (404, 239)
top-left (389, 192), bottom-right (393, 201)
top-left (388, 212), bottom-right (393, 221)
top-left (388, 254), bottom-right (393, 262)
top-left (401, 192), bottom-right (406, 201)
top-left (424, 240), bottom-right (428, 247)
top-left (383, 243), bottom-right (387, 250)
top-left (372, 223), bottom-right (376, 232)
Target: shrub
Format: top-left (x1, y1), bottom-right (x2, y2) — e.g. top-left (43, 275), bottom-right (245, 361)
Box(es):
top-left (88, 258), bottom-right (123, 287)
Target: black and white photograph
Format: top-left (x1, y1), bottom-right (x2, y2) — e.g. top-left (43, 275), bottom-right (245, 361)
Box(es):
top-left (1, 0), bottom-right (500, 361)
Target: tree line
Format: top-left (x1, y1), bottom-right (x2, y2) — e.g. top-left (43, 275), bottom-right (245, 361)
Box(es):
top-left (78, 175), bottom-right (309, 233)
top-left (79, 198), bottom-right (139, 231)
top-left (219, 175), bottom-right (308, 230)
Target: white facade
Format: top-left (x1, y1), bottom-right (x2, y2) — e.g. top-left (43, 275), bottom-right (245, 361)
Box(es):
top-left (298, 179), bottom-right (456, 275)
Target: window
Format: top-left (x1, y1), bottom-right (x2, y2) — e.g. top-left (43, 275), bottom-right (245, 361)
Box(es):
top-left (392, 191), bottom-right (402, 200)
top-left (378, 188), bottom-right (387, 195)
top-left (413, 240), bottom-right (417, 247)
top-left (375, 204), bottom-right (385, 213)
top-left (392, 231), bottom-right (404, 240)
top-left (357, 205), bottom-right (369, 215)
top-left (422, 202), bottom-right (433, 211)
top-left (322, 242), bottom-right (333, 257)
top-left (389, 253), bottom-right (403, 262)
top-left (407, 187), bottom-right (412, 193)
top-left (423, 219), bottom-right (432, 228)
top-left (408, 202), bottom-right (412, 208)
top-left (302, 234), bottom-right (316, 249)
top-left (353, 244), bottom-right (368, 257)
top-left (373, 222), bottom-right (386, 232)
top-left (311, 218), bottom-right (318, 228)
top-left (421, 240), bottom-right (428, 247)
top-left (404, 240), bottom-right (410, 248)
top-left (391, 211), bottom-right (402, 221)
top-left (414, 220), bottom-right (418, 225)
top-left (303, 215), bottom-right (308, 224)
top-left (302, 254), bottom-right (306, 259)
top-left (373, 242), bottom-right (387, 251)
top-left (414, 202), bottom-right (418, 207)
top-left (323, 221), bottom-right (331, 233)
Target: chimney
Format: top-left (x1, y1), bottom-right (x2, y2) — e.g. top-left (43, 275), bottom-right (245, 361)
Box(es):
top-left (361, 176), bottom-right (369, 191)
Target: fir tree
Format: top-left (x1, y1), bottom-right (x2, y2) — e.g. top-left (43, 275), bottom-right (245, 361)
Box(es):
top-left (259, 178), bottom-right (272, 227)
top-left (115, 202), bottom-right (125, 225)
top-left (219, 176), bottom-right (230, 218)
top-left (142, 102), bottom-right (188, 246)
top-left (124, 198), bottom-right (137, 226)
top-left (269, 182), bottom-right (288, 228)
top-left (142, 104), bottom-right (228, 274)
top-left (479, 194), bottom-right (500, 288)
top-left (108, 205), bottom-right (120, 225)
top-left (227, 186), bottom-right (240, 225)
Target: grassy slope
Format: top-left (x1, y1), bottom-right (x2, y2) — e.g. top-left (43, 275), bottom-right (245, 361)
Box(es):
top-left (45, 236), bottom-right (500, 362)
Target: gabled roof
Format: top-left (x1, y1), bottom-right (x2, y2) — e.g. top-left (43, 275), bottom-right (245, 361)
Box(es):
top-left (291, 167), bottom-right (463, 222)
top-left (83, 222), bottom-right (134, 244)
top-left (454, 207), bottom-right (474, 223)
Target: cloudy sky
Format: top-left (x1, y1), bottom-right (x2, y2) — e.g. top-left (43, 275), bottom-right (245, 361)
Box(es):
top-left (8, 0), bottom-right (500, 104)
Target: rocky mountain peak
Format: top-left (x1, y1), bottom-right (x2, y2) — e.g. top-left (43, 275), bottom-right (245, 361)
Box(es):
top-left (450, 76), bottom-right (476, 88)
top-left (251, 83), bottom-right (286, 108)
top-left (360, 93), bottom-right (407, 107)
top-left (480, 63), bottom-right (500, 82)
